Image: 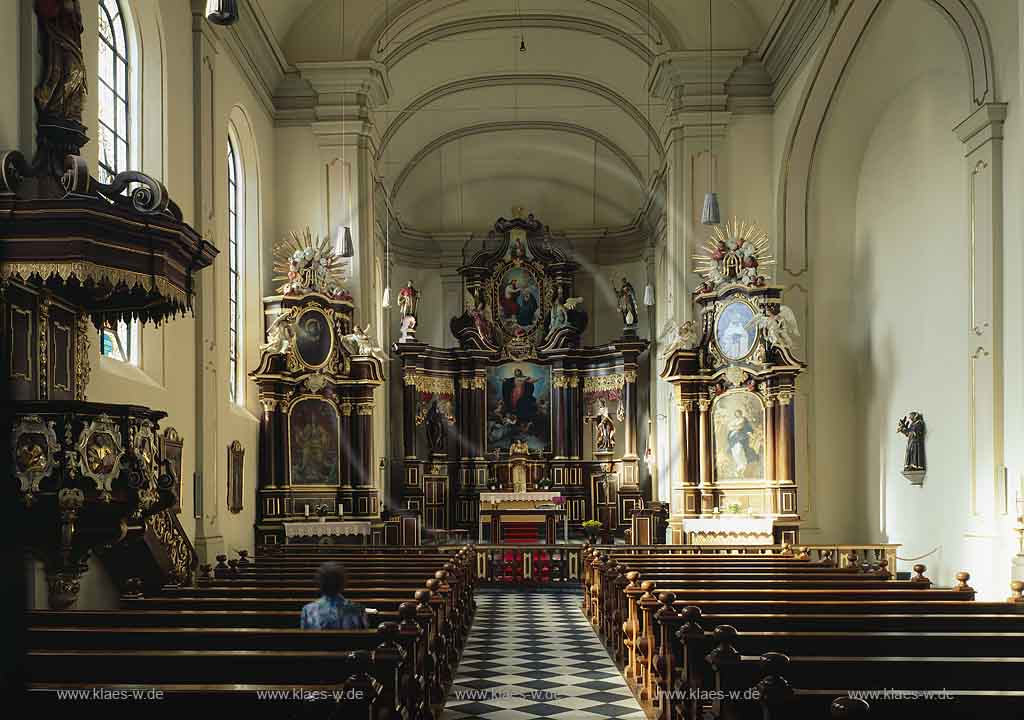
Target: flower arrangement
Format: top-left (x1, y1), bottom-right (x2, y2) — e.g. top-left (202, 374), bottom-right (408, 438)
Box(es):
top-left (582, 519), bottom-right (602, 531)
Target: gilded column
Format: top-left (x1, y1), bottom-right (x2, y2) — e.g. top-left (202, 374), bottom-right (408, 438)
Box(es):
top-left (775, 391), bottom-right (794, 484)
top-left (552, 372), bottom-right (566, 458)
top-left (697, 398), bottom-right (713, 510)
top-left (403, 370), bottom-right (417, 459)
top-left (763, 395), bottom-right (776, 483)
top-left (354, 402), bottom-right (375, 487)
top-left (623, 369), bottom-right (638, 459)
top-left (339, 401), bottom-right (353, 487)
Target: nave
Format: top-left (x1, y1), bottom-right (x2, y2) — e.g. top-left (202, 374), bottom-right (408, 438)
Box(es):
top-left (444, 588), bottom-right (645, 720)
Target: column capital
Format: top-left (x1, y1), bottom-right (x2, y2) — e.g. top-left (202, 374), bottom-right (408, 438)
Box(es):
top-left (954, 102), bottom-right (1007, 151)
top-left (649, 50), bottom-right (746, 107)
top-left (295, 61), bottom-right (392, 107)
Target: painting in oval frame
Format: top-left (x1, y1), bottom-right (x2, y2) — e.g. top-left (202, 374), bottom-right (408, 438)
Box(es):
top-left (294, 308), bottom-right (333, 368)
top-left (715, 300), bottom-right (757, 361)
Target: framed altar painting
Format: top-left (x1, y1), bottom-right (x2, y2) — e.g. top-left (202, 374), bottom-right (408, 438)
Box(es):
top-left (486, 362), bottom-right (551, 452)
top-left (712, 390), bottom-right (765, 481)
top-left (495, 265), bottom-right (543, 336)
top-left (288, 397), bottom-right (341, 485)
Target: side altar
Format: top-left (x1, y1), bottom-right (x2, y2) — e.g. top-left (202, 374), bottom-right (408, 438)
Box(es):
top-left (250, 231), bottom-right (401, 546)
top-left (660, 220), bottom-right (805, 545)
top-left (392, 212), bottom-right (650, 541)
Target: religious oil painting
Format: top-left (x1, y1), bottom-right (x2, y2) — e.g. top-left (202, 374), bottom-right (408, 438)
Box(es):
top-left (294, 308), bottom-right (333, 368)
top-left (496, 265), bottom-right (543, 335)
top-left (712, 391), bottom-right (765, 481)
top-left (288, 398), bottom-right (340, 485)
top-left (487, 362), bottom-right (551, 452)
top-left (715, 300), bottom-right (757, 360)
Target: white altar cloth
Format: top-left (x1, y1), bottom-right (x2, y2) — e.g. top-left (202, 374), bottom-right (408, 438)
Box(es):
top-left (479, 491), bottom-right (559, 505)
top-left (682, 516), bottom-right (774, 545)
top-left (284, 521), bottom-right (372, 539)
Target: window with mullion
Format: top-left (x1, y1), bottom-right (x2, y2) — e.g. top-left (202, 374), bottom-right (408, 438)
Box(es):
top-left (98, 0), bottom-right (138, 364)
top-left (227, 136), bottom-right (242, 403)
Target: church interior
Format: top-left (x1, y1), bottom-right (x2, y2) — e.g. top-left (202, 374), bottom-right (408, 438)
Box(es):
top-left (4, 0), bottom-right (1024, 717)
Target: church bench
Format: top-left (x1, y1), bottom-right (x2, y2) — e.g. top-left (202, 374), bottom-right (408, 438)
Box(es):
top-left (24, 649), bottom-right (404, 719)
top-left (709, 651), bottom-right (1024, 720)
top-left (27, 608), bottom-right (401, 628)
top-left (121, 594), bottom-right (460, 696)
top-left (24, 623), bottom-right (430, 719)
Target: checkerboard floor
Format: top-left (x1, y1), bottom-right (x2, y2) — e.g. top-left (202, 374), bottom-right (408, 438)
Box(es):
top-left (444, 587), bottom-right (646, 719)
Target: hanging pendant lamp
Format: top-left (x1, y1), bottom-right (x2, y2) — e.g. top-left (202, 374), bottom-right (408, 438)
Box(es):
top-left (205, 0), bottom-right (239, 26)
top-left (336, 225), bottom-right (354, 258)
top-left (701, 0), bottom-right (720, 226)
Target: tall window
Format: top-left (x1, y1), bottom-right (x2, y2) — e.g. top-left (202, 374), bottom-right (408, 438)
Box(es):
top-left (227, 134), bottom-right (242, 403)
top-left (97, 0), bottom-right (130, 183)
top-left (98, 0), bottom-right (138, 363)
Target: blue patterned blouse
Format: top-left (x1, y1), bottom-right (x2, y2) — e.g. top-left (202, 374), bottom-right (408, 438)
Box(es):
top-left (300, 594), bottom-right (369, 630)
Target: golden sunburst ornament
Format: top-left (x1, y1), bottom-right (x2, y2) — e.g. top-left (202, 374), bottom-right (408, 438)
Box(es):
top-left (693, 218), bottom-right (774, 291)
top-left (272, 228), bottom-right (351, 299)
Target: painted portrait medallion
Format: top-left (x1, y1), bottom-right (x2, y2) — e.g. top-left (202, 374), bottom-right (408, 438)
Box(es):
top-left (294, 308), bottom-right (333, 368)
top-left (715, 300), bottom-right (757, 360)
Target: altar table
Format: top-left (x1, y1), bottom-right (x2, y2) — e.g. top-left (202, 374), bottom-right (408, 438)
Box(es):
top-left (284, 520), bottom-right (373, 543)
top-left (682, 516), bottom-right (775, 545)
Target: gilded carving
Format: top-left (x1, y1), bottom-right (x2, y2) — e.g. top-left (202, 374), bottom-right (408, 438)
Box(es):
top-left (76, 414), bottom-right (125, 501)
top-left (145, 510), bottom-right (195, 585)
top-left (0, 262), bottom-right (187, 309)
top-left (623, 369), bottom-right (638, 384)
top-left (356, 404), bottom-right (374, 416)
top-left (338, 402), bottom-right (353, 416)
top-left (724, 367), bottom-right (748, 387)
top-left (405, 372), bottom-right (456, 395)
top-left (38, 296), bottom-right (50, 399)
top-left (459, 376), bottom-right (487, 391)
top-left (12, 415), bottom-right (60, 501)
top-left (698, 399), bottom-right (712, 412)
top-left (777, 390), bottom-right (794, 406)
top-left (552, 373), bottom-right (579, 389)
top-left (582, 373), bottom-right (625, 393)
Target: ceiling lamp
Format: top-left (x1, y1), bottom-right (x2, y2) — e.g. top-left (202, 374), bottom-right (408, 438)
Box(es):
top-left (336, 225), bottom-right (354, 258)
top-left (700, 0), bottom-right (721, 226)
top-left (205, 0), bottom-right (239, 26)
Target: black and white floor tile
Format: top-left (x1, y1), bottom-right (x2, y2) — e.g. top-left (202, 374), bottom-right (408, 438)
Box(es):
top-left (444, 587), bottom-right (646, 719)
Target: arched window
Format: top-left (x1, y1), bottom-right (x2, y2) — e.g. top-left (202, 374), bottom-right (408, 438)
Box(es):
top-left (98, 0), bottom-right (139, 364)
top-left (97, 0), bottom-right (130, 183)
top-left (227, 133), bottom-right (242, 403)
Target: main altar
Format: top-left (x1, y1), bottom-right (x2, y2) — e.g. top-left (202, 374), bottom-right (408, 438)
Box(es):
top-left (392, 213), bottom-right (650, 541)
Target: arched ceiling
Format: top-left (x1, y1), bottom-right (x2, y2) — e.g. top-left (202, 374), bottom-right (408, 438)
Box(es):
top-left (253, 0), bottom-right (785, 235)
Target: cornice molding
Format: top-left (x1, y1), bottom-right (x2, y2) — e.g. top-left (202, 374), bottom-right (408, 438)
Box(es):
top-left (757, 0), bottom-right (831, 103)
top-left (377, 73), bottom-right (664, 161)
top-left (294, 61), bottom-right (393, 106)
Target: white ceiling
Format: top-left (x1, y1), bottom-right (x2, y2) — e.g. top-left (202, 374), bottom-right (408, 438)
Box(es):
top-left (252, 0), bottom-right (787, 234)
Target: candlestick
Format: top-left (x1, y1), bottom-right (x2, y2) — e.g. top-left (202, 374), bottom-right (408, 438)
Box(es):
top-left (304, 504), bottom-right (309, 518)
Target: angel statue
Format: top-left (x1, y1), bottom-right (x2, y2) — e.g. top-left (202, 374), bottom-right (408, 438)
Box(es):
top-left (658, 319), bottom-right (700, 357)
top-left (753, 305), bottom-right (800, 351)
top-left (260, 313), bottom-right (294, 355)
top-left (341, 324), bottom-right (385, 361)
top-left (547, 287), bottom-right (584, 338)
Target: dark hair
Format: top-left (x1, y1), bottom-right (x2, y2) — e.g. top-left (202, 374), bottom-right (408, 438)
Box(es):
top-left (316, 562), bottom-right (346, 597)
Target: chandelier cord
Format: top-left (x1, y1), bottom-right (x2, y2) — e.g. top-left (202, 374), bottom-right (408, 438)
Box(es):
top-left (707, 0), bottom-right (713, 193)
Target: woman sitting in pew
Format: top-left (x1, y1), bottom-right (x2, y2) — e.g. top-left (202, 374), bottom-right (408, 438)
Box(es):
top-left (300, 562), bottom-right (369, 630)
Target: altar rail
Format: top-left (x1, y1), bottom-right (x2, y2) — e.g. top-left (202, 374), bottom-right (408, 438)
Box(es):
top-left (253, 543), bottom-right (900, 584)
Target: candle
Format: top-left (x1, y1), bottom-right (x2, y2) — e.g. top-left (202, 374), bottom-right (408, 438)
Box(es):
top-left (304, 504), bottom-right (309, 518)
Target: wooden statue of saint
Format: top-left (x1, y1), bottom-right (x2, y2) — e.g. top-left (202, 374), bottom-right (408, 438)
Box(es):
top-left (897, 412), bottom-right (926, 471)
top-left (425, 399), bottom-right (447, 454)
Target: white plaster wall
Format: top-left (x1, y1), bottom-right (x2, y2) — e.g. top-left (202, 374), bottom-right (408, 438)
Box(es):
top-left (852, 71), bottom-right (969, 584)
